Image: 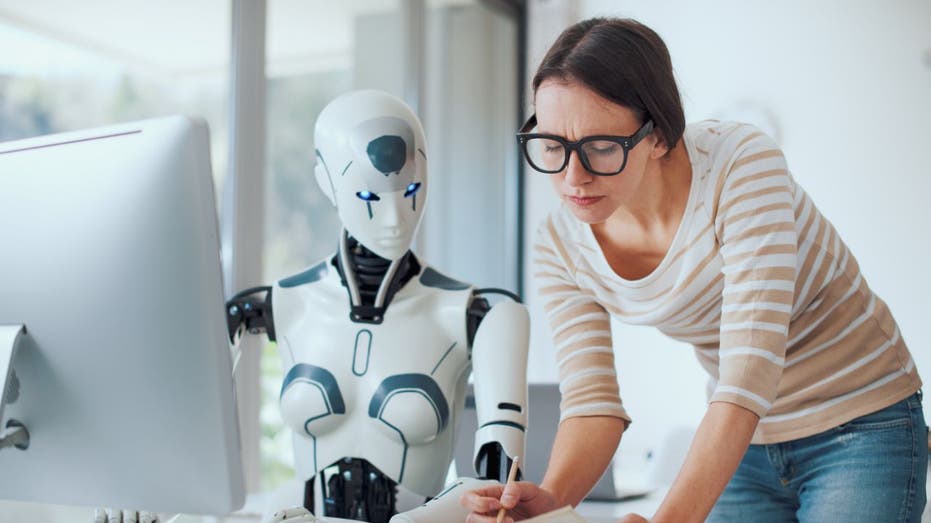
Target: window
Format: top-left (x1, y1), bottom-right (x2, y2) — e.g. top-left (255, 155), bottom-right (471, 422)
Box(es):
top-left (0, 2), bottom-right (230, 194)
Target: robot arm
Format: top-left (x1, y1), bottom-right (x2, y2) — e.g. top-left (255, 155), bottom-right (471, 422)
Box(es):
top-left (470, 295), bottom-right (530, 483)
top-left (226, 286), bottom-right (276, 344)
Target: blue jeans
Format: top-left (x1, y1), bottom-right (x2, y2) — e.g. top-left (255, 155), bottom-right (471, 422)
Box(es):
top-left (707, 392), bottom-right (928, 522)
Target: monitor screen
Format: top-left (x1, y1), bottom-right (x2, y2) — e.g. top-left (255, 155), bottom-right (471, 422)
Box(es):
top-left (0, 116), bottom-right (244, 515)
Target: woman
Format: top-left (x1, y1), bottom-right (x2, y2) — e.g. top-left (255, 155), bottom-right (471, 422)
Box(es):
top-left (461, 17), bottom-right (926, 523)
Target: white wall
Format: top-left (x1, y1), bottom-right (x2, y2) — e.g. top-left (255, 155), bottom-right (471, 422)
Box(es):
top-left (523, 0), bottom-right (931, 471)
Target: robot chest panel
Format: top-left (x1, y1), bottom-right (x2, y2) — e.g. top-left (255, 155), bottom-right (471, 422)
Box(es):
top-left (278, 307), bottom-right (470, 447)
top-left (284, 308), bottom-right (462, 376)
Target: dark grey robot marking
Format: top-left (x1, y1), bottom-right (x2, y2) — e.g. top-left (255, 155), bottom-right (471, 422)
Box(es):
top-left (367, 135), bottom-right (407, 176)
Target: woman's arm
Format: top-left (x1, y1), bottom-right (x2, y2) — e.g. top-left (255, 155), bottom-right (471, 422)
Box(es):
top-left (649, 401), bottom-right (758, 523)
top-left (529, 215), bottom-right (632, 507)
top-left (540, 415), bottom-right (627, 507)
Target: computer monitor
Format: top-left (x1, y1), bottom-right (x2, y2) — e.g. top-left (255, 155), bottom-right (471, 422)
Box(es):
top-left (0, 116), bottom-right (245, 515)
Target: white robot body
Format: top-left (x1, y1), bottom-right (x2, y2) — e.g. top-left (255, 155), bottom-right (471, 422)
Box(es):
top-left (228, 90), bottom-right (530, 522)
top-left (275, 260), bottom-right (475, 497)
top-left (469, 301), bottom-right (529, 470)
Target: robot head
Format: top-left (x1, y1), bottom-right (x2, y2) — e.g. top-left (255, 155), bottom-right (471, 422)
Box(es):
top-left (314, 90), bottom-right (428, 260)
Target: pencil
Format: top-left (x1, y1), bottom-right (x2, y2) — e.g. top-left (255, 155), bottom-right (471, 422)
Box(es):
top-left (496, 456), bottom-right (520, 523)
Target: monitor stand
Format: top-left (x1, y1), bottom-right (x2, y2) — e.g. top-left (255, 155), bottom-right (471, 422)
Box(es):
top-left (0, 325), bottom-right (29, 451)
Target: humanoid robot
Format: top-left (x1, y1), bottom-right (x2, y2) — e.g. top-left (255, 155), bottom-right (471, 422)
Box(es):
top-left (226, 90), bottom-right (530, 523)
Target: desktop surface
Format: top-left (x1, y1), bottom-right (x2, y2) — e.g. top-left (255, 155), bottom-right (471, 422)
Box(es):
top-left (0, 492), bottom-right (663, 523)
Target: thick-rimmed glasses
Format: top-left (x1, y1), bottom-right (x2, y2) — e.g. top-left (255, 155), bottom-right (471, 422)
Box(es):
top-left (516, 114), bottom-right (654, 176)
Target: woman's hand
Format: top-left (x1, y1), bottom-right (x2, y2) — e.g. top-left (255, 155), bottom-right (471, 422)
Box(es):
top-left (460, 481), bottom-right (560, 522)
top-left (618, 513), bottom-right (649, 523)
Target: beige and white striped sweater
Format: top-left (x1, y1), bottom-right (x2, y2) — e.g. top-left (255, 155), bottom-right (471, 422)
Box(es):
top-left (533, 120), bottom-right (920, 444)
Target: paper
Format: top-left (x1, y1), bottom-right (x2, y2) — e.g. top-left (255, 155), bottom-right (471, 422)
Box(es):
top-left (521, 506), bottom-right (589, 523)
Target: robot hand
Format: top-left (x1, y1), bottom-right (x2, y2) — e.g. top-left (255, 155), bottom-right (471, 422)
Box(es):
top-left (388, 477), bottom-right (498, 522)
top-left (263, 507), bottom-right (317, 523)
top-left (226, 286), bottom-right (276, 344)
top-left (93, 508), bottom-right (159, 523)
top-left (263, 506), bottom-right (359, 523)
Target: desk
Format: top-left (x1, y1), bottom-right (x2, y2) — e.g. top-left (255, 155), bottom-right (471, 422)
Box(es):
top-left (6, 481), bottom-right (931, 523)
top-left (577, 487), bottom-right (667, 522)
top-left (0, 488), bottom-right (665, 523)
top-left (0, 500), bottom-right (257, 523)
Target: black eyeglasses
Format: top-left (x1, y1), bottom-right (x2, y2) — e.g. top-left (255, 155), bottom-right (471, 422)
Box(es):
top-left (516, 114), bottom-right (654, 176)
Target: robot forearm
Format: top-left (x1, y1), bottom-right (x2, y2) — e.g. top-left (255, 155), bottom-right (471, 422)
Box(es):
top-left (470, 300), bottom-right (530, 482)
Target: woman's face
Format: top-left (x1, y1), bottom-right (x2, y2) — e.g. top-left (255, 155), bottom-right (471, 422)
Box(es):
top-left (534, 79), bottom-right (658, 224)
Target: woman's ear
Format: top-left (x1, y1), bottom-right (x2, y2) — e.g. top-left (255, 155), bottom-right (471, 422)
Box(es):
top-left (649, 130), bottom-right (670, 159)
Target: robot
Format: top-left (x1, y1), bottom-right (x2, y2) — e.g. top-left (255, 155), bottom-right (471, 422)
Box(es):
top-left (226, 90), bottom-right (530, 523)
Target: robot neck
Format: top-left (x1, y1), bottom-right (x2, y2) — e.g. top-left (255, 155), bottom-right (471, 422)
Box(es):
top-left (332, 235), bottom-right (421, 324)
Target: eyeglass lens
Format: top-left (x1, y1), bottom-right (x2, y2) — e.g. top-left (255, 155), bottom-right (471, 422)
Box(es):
top-left (524, 138), bottom-right (627, 175)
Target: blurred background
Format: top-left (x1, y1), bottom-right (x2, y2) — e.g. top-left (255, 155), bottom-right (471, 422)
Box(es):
top-left (0, 0), bottom-right (928, 519)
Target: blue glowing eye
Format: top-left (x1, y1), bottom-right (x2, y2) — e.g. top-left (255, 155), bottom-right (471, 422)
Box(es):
top-left (404, 182), bottom-right (422, 198)
top-left (356, 191), bottom-right (380, 201)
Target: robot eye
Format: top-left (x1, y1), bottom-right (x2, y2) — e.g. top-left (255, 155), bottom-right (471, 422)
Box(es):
top-left (403, 183), bottom-right (422, 198)
top-left (356, 191), bottom-right (381, 202)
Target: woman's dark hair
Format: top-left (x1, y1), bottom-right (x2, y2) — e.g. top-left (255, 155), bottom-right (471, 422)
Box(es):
top-left (532, 18), bottom-right (685, 151)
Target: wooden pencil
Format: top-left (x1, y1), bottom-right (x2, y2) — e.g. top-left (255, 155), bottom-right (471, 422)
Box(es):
top-left (497, 456), bottom-right (520, 523)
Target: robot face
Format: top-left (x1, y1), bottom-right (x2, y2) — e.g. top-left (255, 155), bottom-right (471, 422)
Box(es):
top-left (314, 91), bottom-right (429, 260)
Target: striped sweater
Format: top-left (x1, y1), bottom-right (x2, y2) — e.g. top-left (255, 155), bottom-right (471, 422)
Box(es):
top-left (533, 120), bottom-right (921, 444)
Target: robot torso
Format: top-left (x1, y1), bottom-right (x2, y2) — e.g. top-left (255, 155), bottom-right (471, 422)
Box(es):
top-left (272, 258), bottom-right (474, 497)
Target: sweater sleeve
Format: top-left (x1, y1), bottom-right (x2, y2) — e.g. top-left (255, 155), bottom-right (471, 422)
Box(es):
top-left (709, 125), bottom-right (798, 417)
top-left (533, 214), bottom-right (630, 424)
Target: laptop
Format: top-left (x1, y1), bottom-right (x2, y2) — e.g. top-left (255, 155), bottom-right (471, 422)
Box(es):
top-left (454, 383), bottom-right (652, 501)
